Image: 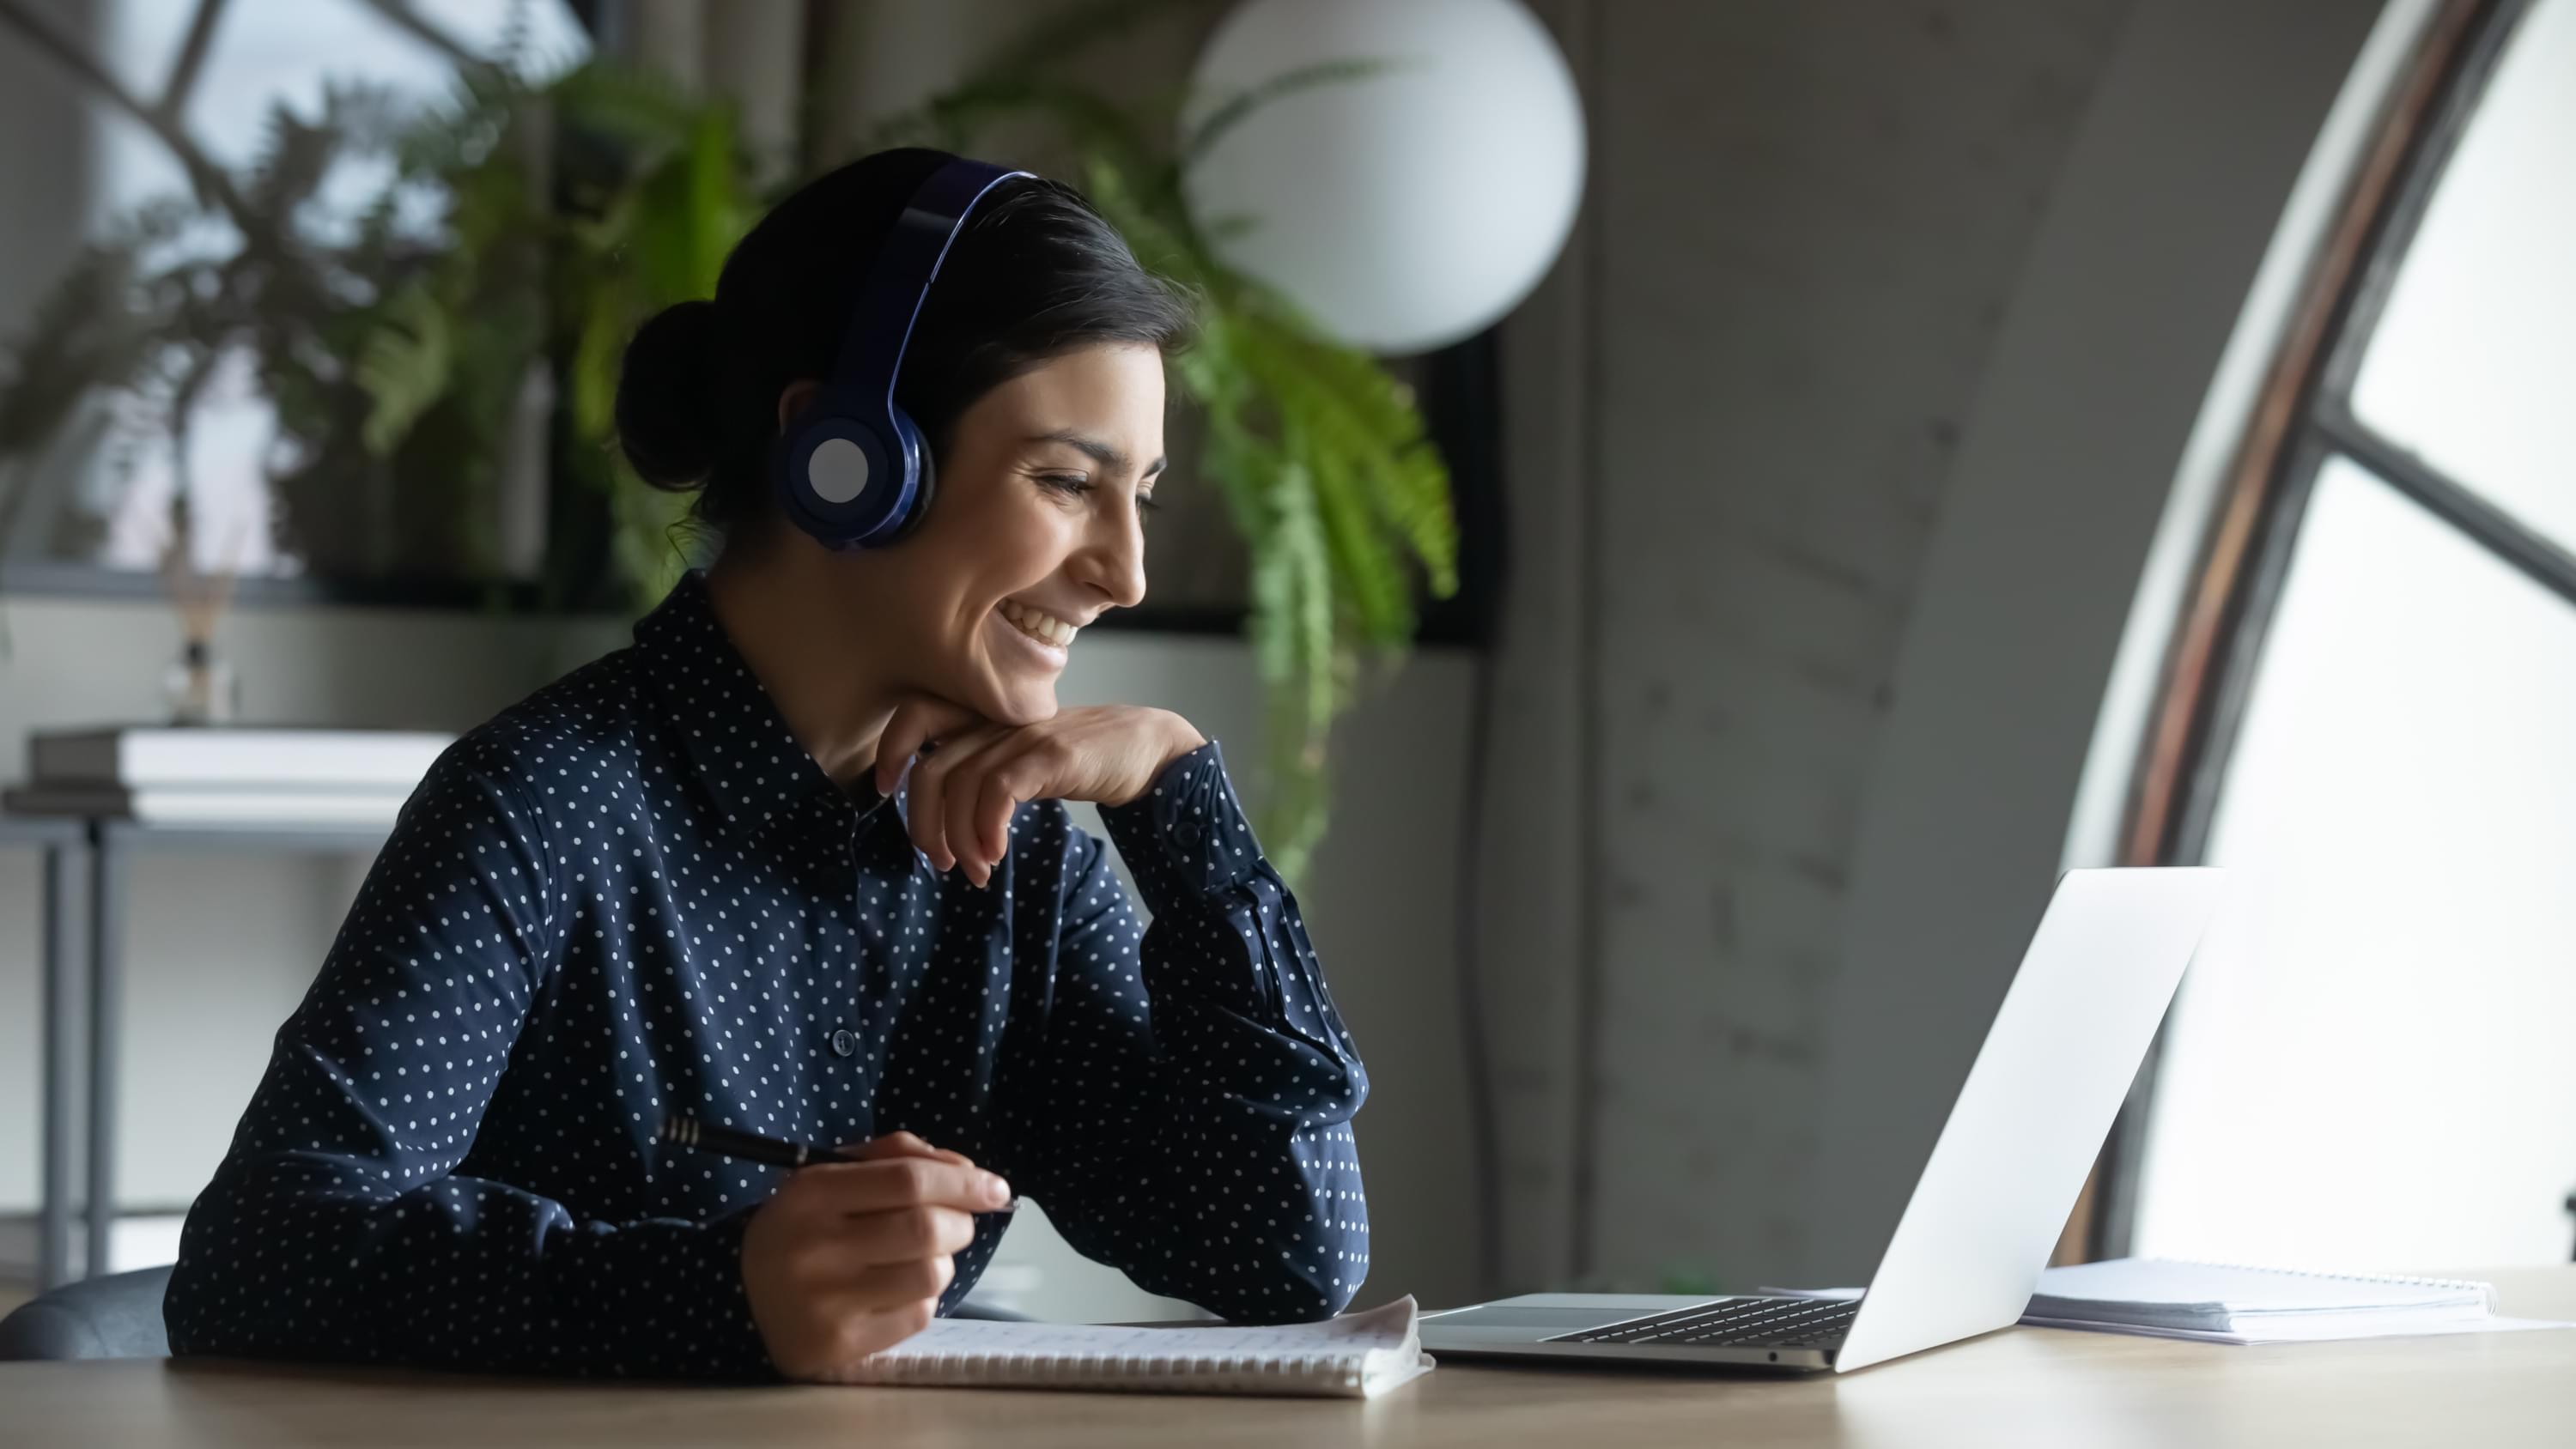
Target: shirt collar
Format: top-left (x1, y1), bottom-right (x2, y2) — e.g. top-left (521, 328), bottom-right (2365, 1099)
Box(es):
top-left (634, 571), bottom-right (882, 843)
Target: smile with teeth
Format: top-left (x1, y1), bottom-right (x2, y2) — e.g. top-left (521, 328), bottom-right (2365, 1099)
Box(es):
top-left (999, 599), bottom-right (1080, 649)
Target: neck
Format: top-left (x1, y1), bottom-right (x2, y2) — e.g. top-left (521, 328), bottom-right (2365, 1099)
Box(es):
top-left (702, 541), bottom-right (896, 790)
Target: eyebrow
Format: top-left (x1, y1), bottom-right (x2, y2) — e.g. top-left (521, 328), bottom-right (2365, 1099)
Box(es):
top-left (1029, 429), bottom-right (1168, 481)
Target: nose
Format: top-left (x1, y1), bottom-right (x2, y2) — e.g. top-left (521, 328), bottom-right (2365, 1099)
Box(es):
top-left (1072, 501), bottom-right (1147, 610)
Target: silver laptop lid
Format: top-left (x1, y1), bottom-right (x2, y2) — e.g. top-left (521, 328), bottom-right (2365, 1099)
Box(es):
top-left (1833, 867), bottom-right (2222, 1372)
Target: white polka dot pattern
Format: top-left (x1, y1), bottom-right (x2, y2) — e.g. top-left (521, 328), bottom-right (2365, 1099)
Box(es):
top-left (162, 572), bottom-right (1370, 1379)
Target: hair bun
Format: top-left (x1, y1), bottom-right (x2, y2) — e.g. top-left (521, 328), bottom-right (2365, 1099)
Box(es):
top-left (614, 300), bottom-right (726, 488)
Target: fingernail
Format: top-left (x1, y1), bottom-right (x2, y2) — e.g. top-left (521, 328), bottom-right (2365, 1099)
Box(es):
top-left (981, 1173), bottom-right (1011, 1205)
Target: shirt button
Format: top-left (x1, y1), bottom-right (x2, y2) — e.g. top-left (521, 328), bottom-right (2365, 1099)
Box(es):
top-left (829, 1028), bottom-right (857, 1058)
top-left (1176, 822), bottom-right (1201, 847)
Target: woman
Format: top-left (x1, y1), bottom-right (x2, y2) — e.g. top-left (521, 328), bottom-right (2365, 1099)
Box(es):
top-left (163, 149), bottom-right (1371, 1382)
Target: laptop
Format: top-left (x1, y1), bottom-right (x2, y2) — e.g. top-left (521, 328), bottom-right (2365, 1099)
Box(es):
top-left (1421, 867), bottom-right (2223, 1374)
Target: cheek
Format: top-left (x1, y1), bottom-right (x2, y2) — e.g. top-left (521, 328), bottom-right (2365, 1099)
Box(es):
top-left (943, 492), bottom-right (1074, 597)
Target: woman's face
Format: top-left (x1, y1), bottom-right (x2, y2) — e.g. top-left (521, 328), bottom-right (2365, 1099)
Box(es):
top-left (854, 343), bottom-right (1163, 724)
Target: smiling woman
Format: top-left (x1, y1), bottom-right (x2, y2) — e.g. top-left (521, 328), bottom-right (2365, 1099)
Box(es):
top-left (161, 149), bottom-right (1374, 1383)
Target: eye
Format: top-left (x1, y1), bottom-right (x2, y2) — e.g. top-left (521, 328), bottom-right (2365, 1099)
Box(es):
top-left (1136, 490), bottom-right (1162, 516)
top-left (1036, 472), bottom-right (1091, 499)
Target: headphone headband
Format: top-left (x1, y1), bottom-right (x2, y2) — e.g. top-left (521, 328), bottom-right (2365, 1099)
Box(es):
top-left (831, 161), bottom-right (1024, 401)
top-left (775, 157), bottom-right (1031, 549)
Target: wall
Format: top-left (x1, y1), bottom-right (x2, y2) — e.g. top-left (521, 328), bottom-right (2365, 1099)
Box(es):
top-left (1812, 0), bottom-right (2402, 1282)
top-left (1584, 0), bottom-right (2154, 1292)
top-left (1481, 0), bottom-right (2137, 1292)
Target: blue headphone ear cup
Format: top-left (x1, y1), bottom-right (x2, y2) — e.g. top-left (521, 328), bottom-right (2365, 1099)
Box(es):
top-left (884, 410), bottom-right (935, 542)
top-left (775, 410), bottom-right (900, 549)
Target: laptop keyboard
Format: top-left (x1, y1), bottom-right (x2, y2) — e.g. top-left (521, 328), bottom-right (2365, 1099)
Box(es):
top-left (1543, 1296), bottom-right (1859, 1349)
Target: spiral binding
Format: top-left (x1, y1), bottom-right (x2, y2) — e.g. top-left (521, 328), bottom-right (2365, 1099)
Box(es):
top-left (859, 1341), bottom-right (1362, 1394)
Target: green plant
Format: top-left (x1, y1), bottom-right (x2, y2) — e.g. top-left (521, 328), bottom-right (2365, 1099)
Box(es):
top-left (360, 59), bottom-right (762, 604)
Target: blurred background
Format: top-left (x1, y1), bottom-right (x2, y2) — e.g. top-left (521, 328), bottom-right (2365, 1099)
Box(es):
top-left (0, 0), bottom-right (2568, 1323)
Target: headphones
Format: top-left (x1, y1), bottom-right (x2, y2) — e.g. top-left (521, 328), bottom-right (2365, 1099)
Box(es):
top-left (773, 158), bottom-right (1030, 549)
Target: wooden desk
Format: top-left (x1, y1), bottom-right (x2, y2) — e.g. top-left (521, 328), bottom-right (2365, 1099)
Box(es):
top-left (5, 1269), bottom-right (2571, 1448)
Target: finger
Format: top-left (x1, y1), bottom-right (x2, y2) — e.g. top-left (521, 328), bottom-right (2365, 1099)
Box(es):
top-left (873, 696), bottom-right (985, 797)
top-left (775, 1195), bottom-right (982, 1275)
top-left (799, 1155), bottom-right (1012, 1216)
top-left (847, 1253), bottom-right (956, 1308)
top-left (971, 744), bottom-right (1051, 872)
top-left (906, 727), bottom-right (1008, 871)
top-left (840, 1203), bottom-right (980, 1267)
top-left (971, 773), bottom-right (1015, 879)
top-left (894, 723), bottom-right (976, 870)
top-left (843, 1131), bottom-right (974, 1169)
top-left (874, 696), bottom-right (980, 793)
top-left (945, 740), bottom-right (1025, 886)
top-left (829, 1298), bottom-right (939, 1369)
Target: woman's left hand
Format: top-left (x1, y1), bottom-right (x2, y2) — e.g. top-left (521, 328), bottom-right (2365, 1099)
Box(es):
top-left (872, 700), bottom-right (1206, 886)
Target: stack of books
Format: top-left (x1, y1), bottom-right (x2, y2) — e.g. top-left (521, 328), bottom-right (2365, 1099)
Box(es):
top-left (3, 726), bottom-right (455, 829)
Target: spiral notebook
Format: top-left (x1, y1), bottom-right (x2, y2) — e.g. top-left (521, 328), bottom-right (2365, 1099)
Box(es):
top-left (841, 1296), bottom-right (1434, 1397)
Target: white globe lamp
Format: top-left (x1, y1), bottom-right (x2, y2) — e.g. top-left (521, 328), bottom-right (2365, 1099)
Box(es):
top-left (1182, 0), bottom-right (1587, 355)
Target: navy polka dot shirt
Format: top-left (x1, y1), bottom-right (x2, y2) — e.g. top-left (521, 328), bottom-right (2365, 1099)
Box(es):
top-left (165, 572), bottom-right (1370, 1379)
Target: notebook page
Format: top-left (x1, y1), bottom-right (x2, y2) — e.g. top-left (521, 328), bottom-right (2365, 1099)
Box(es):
top-left (843, 1296), bottom-right (1432, 1397)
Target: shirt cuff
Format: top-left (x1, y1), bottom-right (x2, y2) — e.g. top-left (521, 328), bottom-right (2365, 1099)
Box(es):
top-left (679, 1207), bottom-right (780, 1382)
top-left (1100, 740), bottom-right (1267, 904)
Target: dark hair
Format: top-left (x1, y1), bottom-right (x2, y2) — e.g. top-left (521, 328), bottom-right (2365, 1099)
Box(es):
top-left (613, 149), bottom-right (1194, 535)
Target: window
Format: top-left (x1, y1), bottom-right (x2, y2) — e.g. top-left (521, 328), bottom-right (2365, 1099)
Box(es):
top-left (0, 0), bottom-right (586, 597)
top-left (2114, 0), bottom-right (2576, 1269)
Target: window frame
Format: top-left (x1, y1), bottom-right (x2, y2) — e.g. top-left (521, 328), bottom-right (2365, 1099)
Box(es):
top-left (2088, 0), bottom-right (2573, 1259)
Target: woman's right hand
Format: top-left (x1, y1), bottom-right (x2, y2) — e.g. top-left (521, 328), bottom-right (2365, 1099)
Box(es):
top-left (739, 1132), bottom-right (1012, 1380)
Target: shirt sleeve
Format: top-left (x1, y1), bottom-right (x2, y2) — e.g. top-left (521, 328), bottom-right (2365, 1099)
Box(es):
top-left (161, 746), bottom-right (774, 1380)
top-left (1003, 741), bottom-right (1371, 1323)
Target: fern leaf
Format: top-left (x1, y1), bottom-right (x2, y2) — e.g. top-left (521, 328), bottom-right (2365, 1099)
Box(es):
top-left (1238, 307), bottom-right (1458, 592)
top-left (566, 281), bottom-right (628, 440)
top-left (355, 282), bottom-right (453, 458)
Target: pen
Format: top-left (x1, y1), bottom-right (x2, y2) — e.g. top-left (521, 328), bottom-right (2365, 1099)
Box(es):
top-left (657, 1113), bottom-right (1018, 1211)
top-left (658, 1113), bottom-right (845, 1169)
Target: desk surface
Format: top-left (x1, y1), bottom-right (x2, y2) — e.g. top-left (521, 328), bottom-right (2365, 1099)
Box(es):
top-left (6, 1269), bottom-right (2571, 1448)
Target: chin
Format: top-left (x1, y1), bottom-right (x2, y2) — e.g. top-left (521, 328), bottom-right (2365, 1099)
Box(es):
top-left (963, 609), bottom-right (1071, 725)
top-left (971, 677), bottom-right (1060, 727)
